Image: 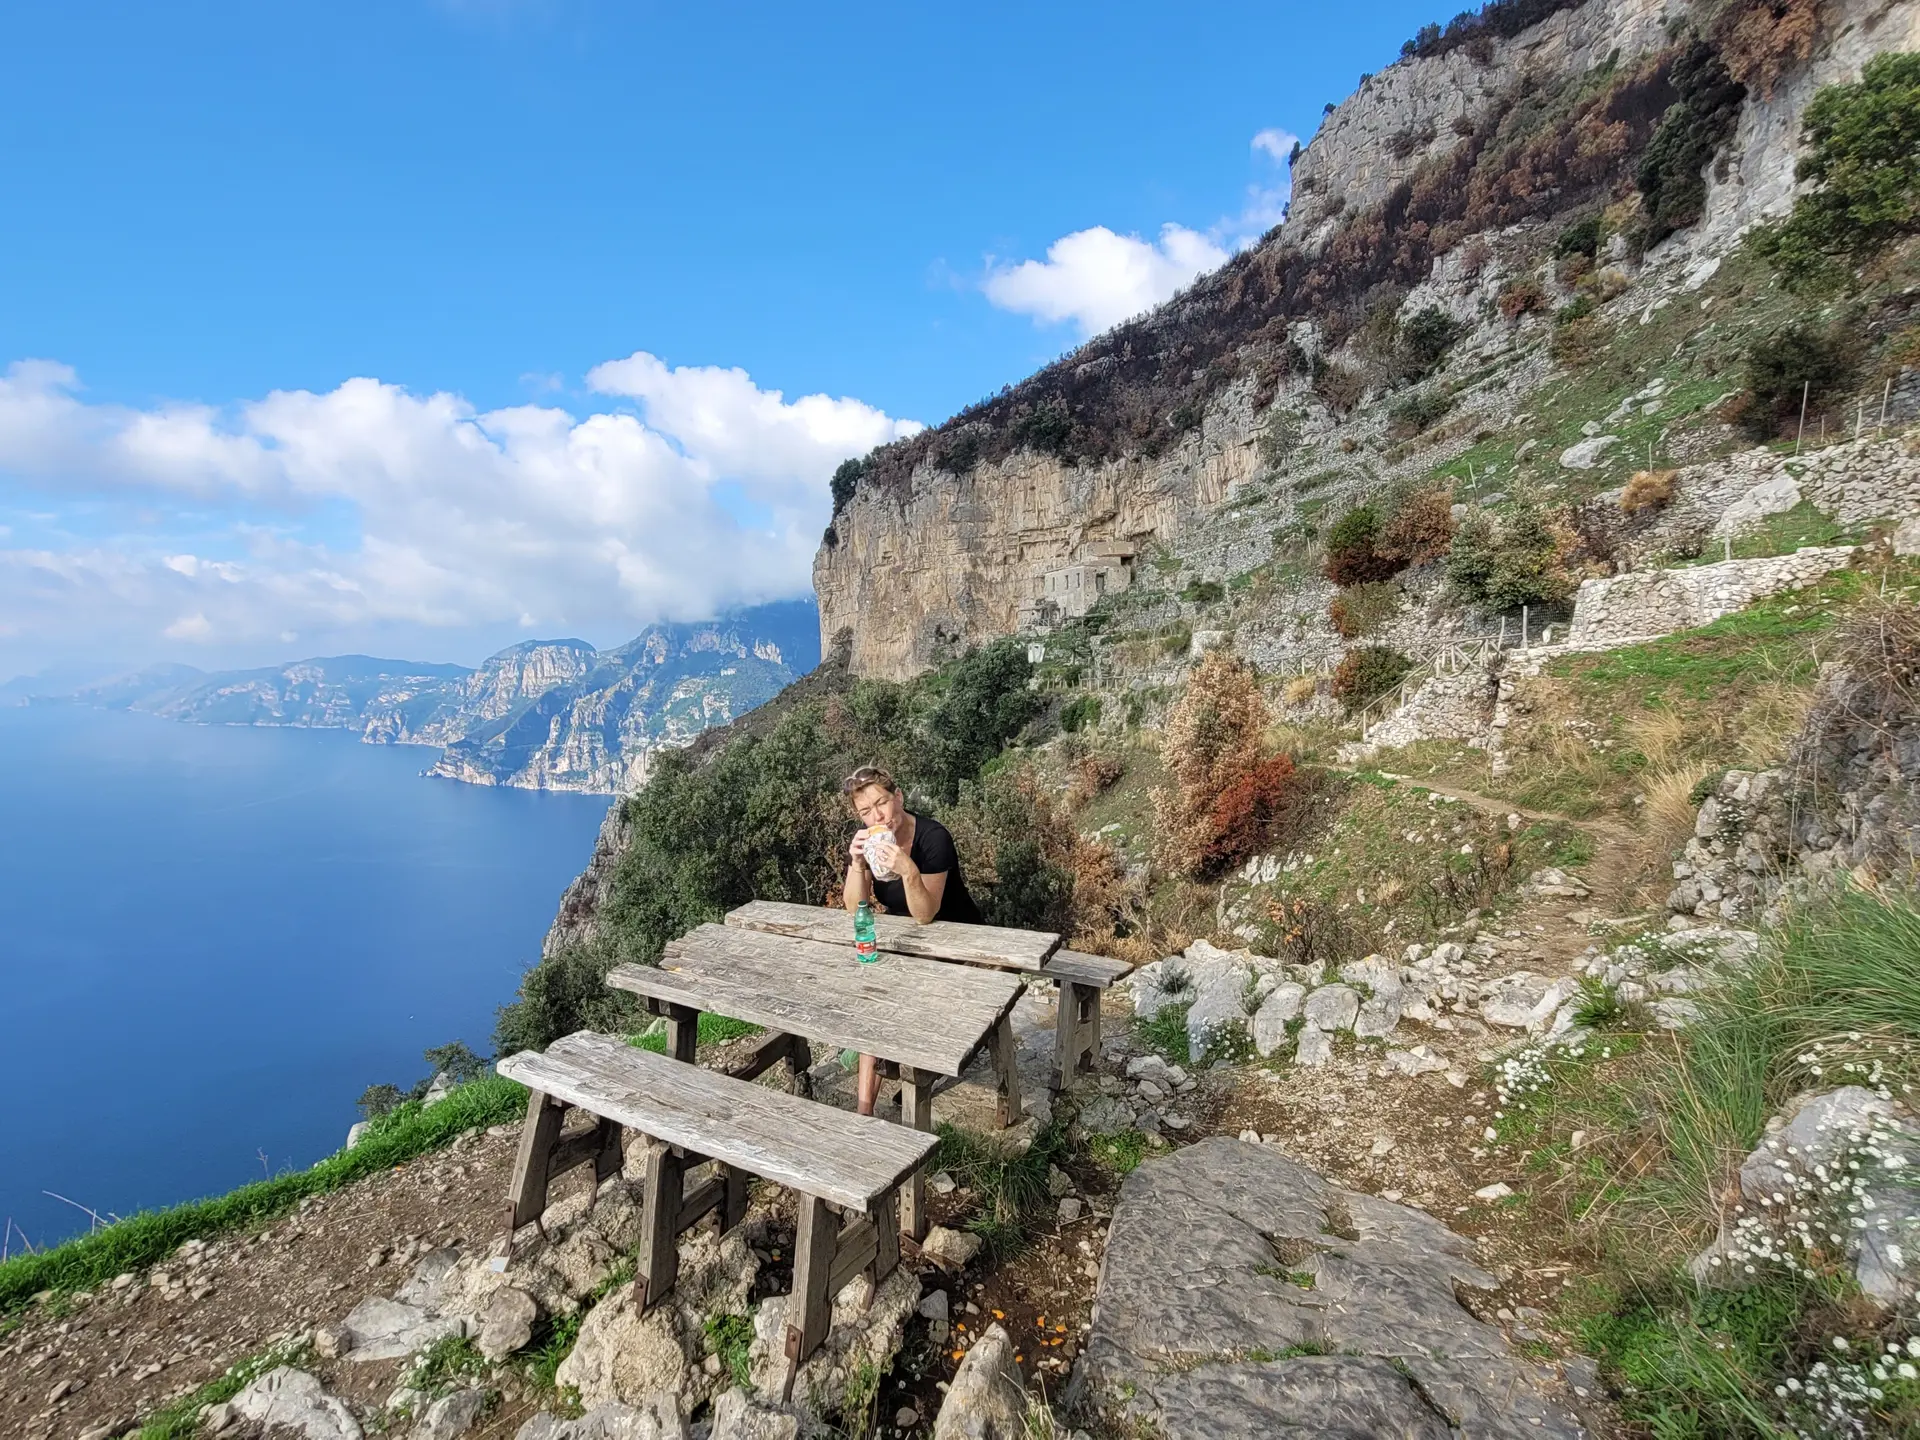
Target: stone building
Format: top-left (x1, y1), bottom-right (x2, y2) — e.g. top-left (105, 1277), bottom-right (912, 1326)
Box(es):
top-left (1018, 541), bottom-right (1137, 630)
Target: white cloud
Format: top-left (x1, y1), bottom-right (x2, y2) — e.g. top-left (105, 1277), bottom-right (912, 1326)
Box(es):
top-left (0, 355), bottom-right (919, 670)
top-left (981, 126), bottom-right (1300, 338)
top-left (982, 225), bottom-right (1230, 339)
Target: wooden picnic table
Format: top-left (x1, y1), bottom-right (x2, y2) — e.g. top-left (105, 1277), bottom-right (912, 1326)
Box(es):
top-left (606, 921), bottom-right (1027, 1238)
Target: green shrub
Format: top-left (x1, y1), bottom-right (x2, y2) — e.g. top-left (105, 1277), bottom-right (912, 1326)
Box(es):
top-left (1446, 502), bottom-right (1571, 611)
top-left (1324, 505), bottom-right (1404, 586)
top-left (1756, 52), bottom-right (1920, 290)
top-left (1331, 646), bottom-right (1414, 713)
top-left (1636, 42), bottom-right (1747, 246)
top-left (1328, 581), bottom-right (1401, 639)
top-left (1386, 387), bottom-right (1455, 438)
top-left (920, 638), bottom-right (1042, 801)
top-left (1555, 215), bottom-right (1602, 258)
top-left (945, 767), bottom-right (1075, 931)
top-left (1059, 695), bottom-right (1104, 733)
top-left (1398, 306), bottom-right (1467, 378)
top-left (1738, 322), bottom-right (1859, 440)
top-left (829, 457), bottom-right (865, 515)
top-left (1180, 579), bottom-right (1226, 605)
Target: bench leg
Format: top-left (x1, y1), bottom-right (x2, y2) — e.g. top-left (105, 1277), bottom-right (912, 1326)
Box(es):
top-left (789, 1193), bottom-right (840, 1368)
top-left (988, 1013), bottom-right (1025, 1129)
top-left (592, 1116), bottom-right (625, 1185)
top-left (1082, 985), bottom-right (1103, 1075)
top-left (871, 1188), bottom-right (901, 1284)
top-left (1052, 982), bottom-right (1081, 1093)
top-left (788, 1036), bottom-right (813, 1097)
top-left (638, 1142), bottom-right (685, 1311)
top-left (897, 1066), bottom-right (935, 1243)
top-left (719, 1162), bottom-right (750, 1234)
top-left (507, 1090), bottom-right (566, 1231)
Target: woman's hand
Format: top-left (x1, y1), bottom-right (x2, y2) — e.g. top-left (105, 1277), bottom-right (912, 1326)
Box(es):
top-left (868, 836), bottom-right (913, 880)
top-left (847, 830), bottom-right (870, 868)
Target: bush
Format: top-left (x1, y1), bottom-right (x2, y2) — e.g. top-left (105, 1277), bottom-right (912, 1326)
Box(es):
top-left (1398, 306), bottom-right (1468, 377)
top-left (1756, 52), bottom-right (1920, 290)
top-left (948, 765), bottom-right (1130, 945)
top-left (1386, 387), bottom-right (1455, 438)
top-left (1498, 277), bottom-right (1549, 319)
top-left (1059, 695), bottom-right (1103, 733)
top-left (1446, 502), bottom-right (1573, 611)
top-left (1635, 42), bottom-right (1747, 246)
top-left (1324, 505), bottom-right (1401, 586)
top-left (1180, 579), bottom-right (1226, 605)
top-left (1200, 755), bottom-right (1308, 877)
top-left (1331, 646), bottom-right (1414, 713)
top-left (1555, 215), bottom-right (1602, 258)
top-left (1152, 651), bottom-right (1271, 875)
top-left (1380, 487), bottom-right (1456, 567)
top-left (1739, 322), bottom-right (1859, 439)
top-left (1709, 0), bottom-right (1825, 98)
top-left (1313, 360), bottom-right (1367, 414)
top-left (1620, 468), bottom-right (1679, 514)
top-left (829, 458), bottom-right (865, 515)
top-left (921, 638), bottom-right (1042, 801)
top-left (1328, 581), bottom-right (1401, 639)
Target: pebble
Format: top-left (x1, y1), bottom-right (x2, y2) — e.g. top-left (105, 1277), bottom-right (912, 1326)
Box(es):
top-left (1058, 1197), bottom-right (1084, 1225)
top-left (1474, 1182), bottom-right (1515, 1202)
top-left (895, 1407), bottom-right (920, 1428)
top-left (929, 1171), bottom-right (957, 1196)
top-left (109, 1274), bottom-right (134, 1292)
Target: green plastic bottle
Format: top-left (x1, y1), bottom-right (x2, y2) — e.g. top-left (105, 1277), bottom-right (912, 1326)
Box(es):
top-left (854, 899), bottom-right (878, 962)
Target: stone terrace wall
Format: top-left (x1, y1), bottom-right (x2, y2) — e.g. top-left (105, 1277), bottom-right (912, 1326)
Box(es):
top-left (1565, 547), bottom-right (1857, 648)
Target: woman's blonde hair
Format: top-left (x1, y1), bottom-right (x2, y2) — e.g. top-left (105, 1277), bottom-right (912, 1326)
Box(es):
top-left (841, 764), bottom-right (898, 800)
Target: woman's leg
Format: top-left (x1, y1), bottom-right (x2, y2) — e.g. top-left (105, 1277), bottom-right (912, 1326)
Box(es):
top-left (856, 1053), bottom-right (879, 1116)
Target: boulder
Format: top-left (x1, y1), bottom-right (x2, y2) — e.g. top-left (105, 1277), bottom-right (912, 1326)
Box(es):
top-left (1077, 1139), bottom-right (1582, 1438)
top-left (1558, 436), bottom-right (1618, 470)
top-left (1352, 991), bottom-right (1402, 1040)
top-left (1184, 960), bottom-right (1254, 1060)
top-left (556, 1225), bottom-right (758, 1412)
top-left (922, 1226), bottom-right (985, 1271)
top-left (477, 1286), bottom-right (539, 1362)
top-left (416, 1388), bottom-right (489, 1440)
top-left (707, 1388), bottom-right (798, 1440)
top-left (341, 1297), bottom-right (464, 1362)
top-left (1479, 973), bottom-right (1573, 1031)
top-left (227, 1367), bottom-right (362, 1440)
top-left (514, 1396), bottom-right (686, 1440)
top-left (745, 1267), bottom-right (920, 1425)
top-left (933, 1323), bottom-right (1028, 1439)
top-left (1250, 983), bottom-right (1306, 1057)
top-left (1293, 1025), bottom-right (1332, 1069)
top-left (1301, 984), bottom-right (1361, 1032)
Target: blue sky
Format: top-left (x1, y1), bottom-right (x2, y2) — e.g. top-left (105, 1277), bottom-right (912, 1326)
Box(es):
top-left (0, 0), bottom-right (1444, 679)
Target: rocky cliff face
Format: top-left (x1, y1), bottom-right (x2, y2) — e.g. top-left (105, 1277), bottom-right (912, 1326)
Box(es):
top-left (57, 601), bottom-right (820, 794)
top-left (815, 0), bottom-right (1920, 682)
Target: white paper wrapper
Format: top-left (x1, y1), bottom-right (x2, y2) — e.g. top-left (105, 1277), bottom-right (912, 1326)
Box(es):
top-left (865, 826), bottom-right (897, 882)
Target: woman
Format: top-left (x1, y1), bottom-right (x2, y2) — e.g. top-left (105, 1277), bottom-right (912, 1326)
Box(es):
top-left (840, 765), bottom-right (981, 1113)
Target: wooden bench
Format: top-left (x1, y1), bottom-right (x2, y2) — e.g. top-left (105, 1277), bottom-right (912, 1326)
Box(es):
top-left (496, 1032), bottom-right (937, 1371)
top-left (1044, 949), bottom-right (1133, 1090)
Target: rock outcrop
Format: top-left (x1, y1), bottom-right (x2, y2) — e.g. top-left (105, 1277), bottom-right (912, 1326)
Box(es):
top-left (1076, 1137), bottom-right (1583, 1438)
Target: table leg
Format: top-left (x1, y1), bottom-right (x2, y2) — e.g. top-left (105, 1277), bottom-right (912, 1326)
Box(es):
top-left (897, 1065), bottom-right (935, 1242)
top-left (790, 1194), bottom-right (839, 1366)
top-left (638, 1140), bottom-right (684, 1311)
top-left (988, 1013), bottom-right (1025, 1129)
top-left (664, 1004), bottom-right (700, 1063)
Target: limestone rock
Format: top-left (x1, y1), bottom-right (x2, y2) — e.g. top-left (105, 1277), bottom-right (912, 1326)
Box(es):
top-left (514, 1396), bottom-right (686, 1440)
top-left (1293, 1025), bottom-right (1332, 1069)
top-left (228, 1366), bottom-right (363, 1440)
top-left (416, 1388), bottom-right (489, 1440)
top-left (341, 1296), bottom-right (464, 1362)
top-left (933, 1323), bottom-right (1028, 1440)
top-left (556, 1226), bottom-right (758, 1412)
top-left (746, 1267), bottom-right (919, 1425)
top-left (1352, 991), bottom-right (1402, 1040)
top-left (1712, 473), bottom-right (1801, 537)
top-left (708, 1388), bottom-right (798, 1440)
top-left (478, 1286), bottom-right (539, 1362)
top-left (1301, 984), bottom-right (1360, 1033)
top-left (921, 1226), bottom-right (985, 1271)
top-left (1478, 973), bottom-right (1572, 1031)
top-left (1251, 983), bottom-right (1306, 1057)
top-left (1384, 1045), bottom-right (1449, 1077)
top-left (1559, 435), bottom-right (1618, 470)
top-left (1079, 1139), bottom-right (1581, 1438)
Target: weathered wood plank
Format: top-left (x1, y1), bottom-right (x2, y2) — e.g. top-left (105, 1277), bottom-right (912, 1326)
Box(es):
top-left (614, 924), bottom-right (1022, 1078)
top-left (507, 1091), bottom-right (565, 1229)
top-left (827, 1216), bottom-right (879, 1295)
top-left (496, 1032), bottom-right (937, 1212)
top-left (790, 1194), bottom-right (839, 1364)
top-left (638, 1142), bottom-right (684, 1309)
top-left (987, 1014), bottom-right (1025, 1129)
top-left (897, 1066), bottom-right (935, 1243)
top-left (726, 898), bottom-right (1058, 972)
top-left (1042, 950), bottom-right (1134, 988)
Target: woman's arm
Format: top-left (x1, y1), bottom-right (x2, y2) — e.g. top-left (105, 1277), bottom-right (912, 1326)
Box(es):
top-left (893, 857), bottom-right (948, 924)
top-left (843, 832), bottom-right (874, 913)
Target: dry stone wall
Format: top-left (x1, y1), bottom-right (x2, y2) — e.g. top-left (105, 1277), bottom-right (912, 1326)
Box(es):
top-left (1564, 547), bottom-right (1857, 647)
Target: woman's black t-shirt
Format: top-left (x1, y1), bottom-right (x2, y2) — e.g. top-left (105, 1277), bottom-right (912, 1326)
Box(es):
top-left (871, 813), bottom-right (982, 924)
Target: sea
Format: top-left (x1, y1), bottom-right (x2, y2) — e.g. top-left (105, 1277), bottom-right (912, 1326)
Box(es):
top-left (0, 703), bottom-right (610, 1252)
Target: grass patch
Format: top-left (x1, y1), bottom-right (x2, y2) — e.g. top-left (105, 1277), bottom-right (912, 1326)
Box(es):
top-left (1086, 1129), bottom-right (1152, 1176)
top-left (630, 1013), bottom-right (762, 1053)
top-left (1134, 1003), bottom-right (1193, 1064)
top-left (0, 1074), bottom-right (528, 1316)
top-left (930, 1122), bottom-right (1065, 1257)
top-left (402, 1332), bottom-right (490, 1402)
top-left (704, 1310), bottom-right (757, 1390)
top-left (524, 1310), bottom-right (584, 1395)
